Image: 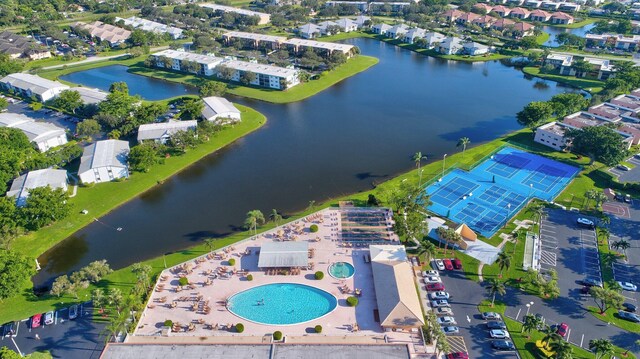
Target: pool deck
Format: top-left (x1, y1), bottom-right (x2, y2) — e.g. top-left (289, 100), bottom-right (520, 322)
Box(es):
top-left (131, 209), bottom-right (429, 353)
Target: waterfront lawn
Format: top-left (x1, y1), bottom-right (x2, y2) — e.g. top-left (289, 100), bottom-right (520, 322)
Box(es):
top-left (536, 32), bottom-right (550, 46)
top-left (126, 55), bottom-right (379, 104)
top-left (11, 105), bottom-right (266, 258)
top-left (551, 17), bottom-right (596, 29)
top-left (523, 67), bottom-right (604, 93)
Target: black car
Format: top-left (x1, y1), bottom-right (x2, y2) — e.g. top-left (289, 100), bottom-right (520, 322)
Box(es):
top-left (618, 310), bottom-right (640, 323)
top-left (492, 340), bottom-right (516, 351)
top-left (2, 322), bottom-right (17, 337)
top-left (579, 278), bottom-right (603, 287)
top-left (623, 303), bottom-right (637, 312)
top-left (486, 321), bottom-right (507, 330)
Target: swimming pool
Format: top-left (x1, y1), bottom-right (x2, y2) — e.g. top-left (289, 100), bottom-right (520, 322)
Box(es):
top-left (329, 262), bottom-right (355, 279)
top-left (227, 283), bottom-right (338, 325)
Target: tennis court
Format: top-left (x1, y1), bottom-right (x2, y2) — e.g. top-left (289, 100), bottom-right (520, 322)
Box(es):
top-left (425, 147), bottom-right (579, 237)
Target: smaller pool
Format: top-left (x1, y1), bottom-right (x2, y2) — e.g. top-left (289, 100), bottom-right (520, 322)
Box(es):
top-left (329, 262), bottom-right (355, 279)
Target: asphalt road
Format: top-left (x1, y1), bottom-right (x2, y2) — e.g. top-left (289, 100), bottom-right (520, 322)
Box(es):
top-left (608, 199), bottom-right (640, 305)
top-left (2, 302), bottom-right (105, 359)
top-left (612, 156), bottom-right (640, 183)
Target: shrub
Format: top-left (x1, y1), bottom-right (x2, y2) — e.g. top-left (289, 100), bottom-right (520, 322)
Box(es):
top-left (178, 277), bottom-right (189, 286)
top-left (246, 274), bottom-right (253, 281)
top-left (347, 296), bottom-right (358, 307)
top-left (235, 323), bottom-right (244, 333)
top-left (310, 224), bottom-right (319, 233)
top-left (314, 325), bottom-right (322, 333)
top-left (273, 331), bottom-right (283, 341)
top-left (164, 320), bottom-right (173, 327)
top-left (228, 258), bottom-right (236, 266)
top-left (315, 271), bottom-right (324, 280)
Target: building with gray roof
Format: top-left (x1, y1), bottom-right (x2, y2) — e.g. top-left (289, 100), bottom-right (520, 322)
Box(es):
top-left (258, 241), bottom-right (309, 268)
top-left (0, 113), bottom-right (67, 152)
top-left (0, 31), bottom-right (51, 60)
top-left (199, 4), bottom-right (271, 24)
top-left (0, 73), bottom-right (69, 102)
top-left (6, 168), bottom-right (68, 206)
top-left (201, 96), bottom-right (241, 124)
top-left (78, 139), bottom-right (130, 184)
top-left (137, 120), bottom-right (197, 143)
top-left (72, 87), bottom-right (109, 105)
top-left (116, 16), bottom-right (184, 39)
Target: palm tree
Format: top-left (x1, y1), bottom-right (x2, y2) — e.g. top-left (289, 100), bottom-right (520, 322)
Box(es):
top-left (593, 192), bottom-right (608, 210)
top-left (457, 137), bottom-right (470, 157)
top-left (540, 325), bottom-right (561, 348)
top-left (108, 288), bottom-right (123, 314)
top-left (511, 229), bottom-right (525, 255)
top-left (413, 152), bottom-right (427, 186)
top-left (204, 238), bottom-right (217, 253)
top-left (131, 263), bottom-right (152, 288)
top-left (550, 339), bottom-right (573, 359)
top-left (584, 189), bottom-right (597, 209)
top-left (244, 210), bottom-right (265, 235)
top-left (496, 250), bottom-right (511, 277)
top-left (416, 240), bottom-right (437, 264)
top-left (589, 338), bottom-right (614, 359)
top-left (269, 209), bottom-right (283, 225)
top-left (93, 288), bottom-right (108, 313)
top-left (613, 239), bottom-right (631, 257)
top-left (599, 215), bottom-right (611, 228)
top-left (486, 278), bottom-right (506, 307)
top-left (526, 202), bottom-right (546, 236)
top-left (521, 314), bottom-right (540, 337)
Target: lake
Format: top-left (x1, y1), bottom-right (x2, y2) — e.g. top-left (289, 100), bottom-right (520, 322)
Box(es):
top-left (542, 23), bottom-right (596, 47)
top-left (34, 37), bottom-right (574, 286)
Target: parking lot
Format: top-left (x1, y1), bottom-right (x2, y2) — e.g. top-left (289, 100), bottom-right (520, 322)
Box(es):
top-left (607, 200), bottom-right (640, 305)
top-left (2, 302), bottom-right (106, 359)
top-left (609, 155), bottom-right (640, 183)
top-left (6, 101), bottom-right (80, 134)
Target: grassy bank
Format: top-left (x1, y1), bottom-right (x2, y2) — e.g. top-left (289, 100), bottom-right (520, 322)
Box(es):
top-left (127, 55), bottom-right (379, 104)
top-left (522, 67), bottom-right (605, 93)
top-left (11, 105), bottom-right (266, 257)
top-left (551, 18), bottom-right (597, 29)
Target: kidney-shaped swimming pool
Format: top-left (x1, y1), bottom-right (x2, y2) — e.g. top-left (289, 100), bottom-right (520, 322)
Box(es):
top-left (227, 283), bottom-right (338, 325)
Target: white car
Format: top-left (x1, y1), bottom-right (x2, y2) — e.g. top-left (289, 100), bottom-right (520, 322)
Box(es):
top-left (430, 291), bottom-right (450, 300)
top-left (435, 307), bottom-right (453, 316)
top-left (490, 329), bottom-right (510, 339)
top-left (576, 217), bottom-right (595, 229)
top-left (442, 326), bottom-right (459, 334)
top-left (434, 259), bottom-right (445, 271)
top-left (424, 276), bottom-right (442, 284)
top-left (618, 281), bottom-right (638, 291)
top-left (431, 300), bottom-right (450, 308)
top-left (482, 312), bottom-right (502, 320)
top-left (437, 316), bottom-right (457, 325)
top-left (422, 270), bottom-right (439, 277)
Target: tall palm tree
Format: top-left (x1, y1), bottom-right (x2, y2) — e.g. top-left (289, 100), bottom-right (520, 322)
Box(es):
top-left (613, 239), bottom-right (631, 257)
top-left (413, 152), bottom-right (427, 186)
top-left (93, 288), bottom-right (108, 313)
top-left (486, 278), bottom-right (506, 307)
top-left (584, 189), bottom-right (597, 209)
top-left (599, 215), bottom-right (611, 228)
top-left (511, 229), bottom-right (525, 255)
top-left (521, 314), bottom-right (540, 337)
top-left (269, 209), bottom-right (282, 225)
top-left (244, 210), bottom-right (265, 235)
top-left (457, 137), bottom-right (470, 157)
top-left (108, 288), bottom-right (123, 315)
top-left (589, 338), bottom-right (614, 359)
top-left (526, 203), bottom-right (546, 236)
top-left (540, 325), bottom-right (561, 349)
top-left (496, 250), bottom-right (511, 277)
top-left (550, 339), bottom-right (573, 359)
top-left (204, 238), bottom-right (217, 253)
top-left (593, 192), bottom-right (608, 210)
top-left (417, 240), bottom-right (437, 264)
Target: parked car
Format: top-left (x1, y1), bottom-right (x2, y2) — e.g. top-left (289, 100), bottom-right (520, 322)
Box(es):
top-left (436, 307), bottom-right (453, 316)
top-left (69, 305), bottom-right (78, 320)
top-left (625, 194), bottom-right (632, 203)
top-left (556, 322), bottom-right (569, 337)
top-left (492, 340), bottom-right (516, 351)
top-left (443, 259), bottom-right (454, 270)
top-left (429, 291), bottom-right (450, 300)
top-left (617, 281), bottom-right (638, 291)
top-left (635, 153), bottom-right (640, 159)
top-left (422, 270), bottom-right (439, 277)
top-left (489, 329), bottom-right (510, 339)
top-left (431, 300), bottom-right (450, 308)
top-left (44, 311), bottom-right (54, 326)
top-left (579, 278), bottom-right (603, 287)
top-left (423, 276), bottom-right (442, 284)
top-left (426, 283), bottom-right (445, 292)
top-left (581, 285), bottom-right (591, 294)
top-left (2, 322), bottom-right (17, 337)
top-left (482, 312), bottom-right (502, 320)
top-left (437, 316), bottom-right (457, 325)
top-left (486, 321), bottom-right (507, 330)
top-left (433, 259), bottom-right (445, 271)
top-left (577, 217), bottom-right (595, 229)
top-left (617, 165), bottom-right (631, 171)
top-left (618, 310), bottom-right (640, 323)
top-left (442, 326), bottom-right (459, 334)
top-left (31, 314), bottom-right (42, 329)
top-left (623, 303), bottom-right (637, 312)
top-left (453, 258), bottom-right (462, 270)
top-left (615, 193), bottom-right (625, 202)
top-left (446, 352), bottom-right (469, 359)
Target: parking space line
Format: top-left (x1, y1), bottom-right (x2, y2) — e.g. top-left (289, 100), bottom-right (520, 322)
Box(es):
top-left (446, 336), bottom-right (467, 354)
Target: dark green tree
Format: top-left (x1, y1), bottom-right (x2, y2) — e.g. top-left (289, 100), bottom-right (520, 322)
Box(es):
top-left (516, 101), bottom-right (553, 128)
top-left (179, 98), bottom-right (204, 121)
top-left (52, 90), bottom-right (82, 114)
top-left (76, 119), bottom-right (101, 137)
top-left (566, 126), bottom-right (629, 166)
top-left (0, 250), bottom-right (35, 300)
top-left (128, 143), bottom-right (160, 172)
top-left (549, 93), bottom-right (589, 117)
top-left (19, 186), bottom-right (71, 230)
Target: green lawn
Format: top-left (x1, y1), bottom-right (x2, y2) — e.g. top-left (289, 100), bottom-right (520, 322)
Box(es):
top-left (11, 105), bottom-right (266, 258)
top-left (550, 18), bottom-right (597, 29)
top-left (522, 67), bottom-right (605, 93)
top-left (587, 306), bottom-right (640, 333)
top-left (536, 32), bottom-right (550, 46)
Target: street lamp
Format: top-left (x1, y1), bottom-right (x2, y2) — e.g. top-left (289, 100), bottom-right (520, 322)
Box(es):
top-left (442, 154), bottom-right (447, 180)
top-left (526, 301), bottom-right (534, 316)
top-left (529, 183), bottom-right (533, 198)
top-left (503, 203), bottom-right (511, 229)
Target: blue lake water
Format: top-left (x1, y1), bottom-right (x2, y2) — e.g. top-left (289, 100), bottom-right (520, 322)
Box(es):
top-left (542, 23), bottom-right (596, 47)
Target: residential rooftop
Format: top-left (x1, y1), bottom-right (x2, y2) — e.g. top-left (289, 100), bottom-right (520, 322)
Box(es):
top-left (224, 60), bottom-right (299, 78)
top-left (0, 73), bottom-right (69, 96)
top-left (223, 31), bottom-right (286, 43)
top-left (0, 112), bottom-right (66, 142)
top-left (283, 38), bottom-right (355, 53)
top-left (563, 111), bottom-right (612, 128)
top-left (610, 94), bottom-right (640, 111)
top-left (588, 103), bottom-right (632, 121)
top-left (153, 49), bottom-right (223, 66)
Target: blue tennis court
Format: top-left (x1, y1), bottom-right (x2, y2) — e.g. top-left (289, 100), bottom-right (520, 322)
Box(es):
top-left (425, 147), bottom-right (579, 237)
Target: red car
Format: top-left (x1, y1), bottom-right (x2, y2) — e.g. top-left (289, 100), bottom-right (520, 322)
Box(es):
top-left (31, 314), bottom-right (42, 329)
top-left (443, 259), bottom-right (454, 270)
top-left (446, 352), bottom-right (469, 359)
top-left (556, 322), bottom-right (569, 337)
top-left (453, 258), bottom-right (463, 270)
top-left (426, 283), bottom-right (445, 291)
